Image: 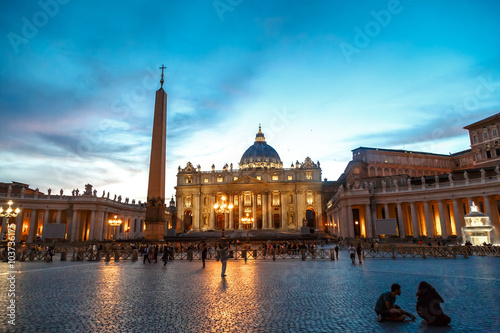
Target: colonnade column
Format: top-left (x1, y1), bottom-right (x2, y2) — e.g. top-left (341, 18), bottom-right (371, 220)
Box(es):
top-left (42, 210), bottom-right (49, 239)
top-left (396, 203), bottom-right (405, 239)
top-left (88, 210), bottom-right (96, 241)
top-left (28, 210), bottom-right (37, 243)
top-left (452, 199), bottom-right (463, 238)
top-left (347, 205), bottom-right (354, 238)
top-left (194, 193), bottom-right (201, 231)
top-left (14, 210), bottom-right (23, 243)
top-left (56, 210), bottom-right (62, 224)
top-left (437, 200), bottom-right (448, 238)
top-left (483, 195), bottom-right (492, 220)
top-left (95, 210), bottom-right (104, 241)
top-left (70, 210), bottom-right (78, 242)
top-left (423, 201), bottom-right (432, 238)
top-left (410, 202), bottom-right (419, 237)
top-left (364, 204), bottom-right (373, 238)
top-left (268, 192), bottom-right (273, 229)
top-left (262, 192), bottom-right (267, 229)
top-left (0, 217), bottom-right (7, 240)
top-left (384, 204), bottom-right (389, 219)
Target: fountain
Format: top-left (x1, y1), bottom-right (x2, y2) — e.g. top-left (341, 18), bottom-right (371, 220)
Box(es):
top-left (462, 202), bottom-right (495, 245)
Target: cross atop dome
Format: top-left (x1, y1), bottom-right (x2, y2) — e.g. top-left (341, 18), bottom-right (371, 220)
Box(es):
top-left (255, 124), bottom-right (266, 142)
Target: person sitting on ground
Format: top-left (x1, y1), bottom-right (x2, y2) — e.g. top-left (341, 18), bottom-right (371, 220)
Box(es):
top-left (375, 283), bottom-right (416, 322)
top-left (416, 281), bottom-right (451, 326)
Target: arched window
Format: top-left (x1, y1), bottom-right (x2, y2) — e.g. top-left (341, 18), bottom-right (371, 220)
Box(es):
top-left (307, 192), bottom-right (313, 205)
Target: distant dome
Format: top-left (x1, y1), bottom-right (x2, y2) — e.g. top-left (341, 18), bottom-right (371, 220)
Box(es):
top-left (239, 126), bottom-right (283, 169)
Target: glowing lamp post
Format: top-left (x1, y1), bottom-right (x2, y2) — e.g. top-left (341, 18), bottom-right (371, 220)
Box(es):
top-left (0, 201), bottom-right (20, 241)
top-left (213, 196), bottom-right (233, 238)
top-left (108, 215), bottom-right (122, 241)
top-left (241, 213), bottom-right (254, 240)
top-left (0, 200), bottom-right (20, 218)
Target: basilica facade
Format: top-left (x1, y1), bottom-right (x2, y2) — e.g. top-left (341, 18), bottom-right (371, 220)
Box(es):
top-left (174, 126), bottom-right (323, 233)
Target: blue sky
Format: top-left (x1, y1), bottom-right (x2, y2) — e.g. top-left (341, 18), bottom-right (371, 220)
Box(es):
top-left (1, 0), bottom-right (500, 202)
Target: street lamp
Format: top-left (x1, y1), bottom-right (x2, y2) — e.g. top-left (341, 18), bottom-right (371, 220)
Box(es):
top-left (241, 213), bottom-right (254, 240)
top-left (213, 196), bottom-right (233, 238)
top-left (108, 215), bottom-right (122, 241)
top-left (0, 200), bottom-right (20, 218)
top-left (0, 201), bottom-right (20, 242)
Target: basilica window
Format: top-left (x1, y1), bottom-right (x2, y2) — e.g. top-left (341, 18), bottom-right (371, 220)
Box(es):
top-left (257, 195), bottom-right (261, 205)
top-left (185, 176), bottom-right (192, 184)
top-left (307, 192), bottom-right (313, 205)
top-left (483, 132), bottom-right (489, 140)
top-left (305, 172), bottom-right (312, 180)
top-left (473, 135), bottom-right (478, 144)
top-left (272, 175), bottom-right (278, 181)
top-left (244, 194), bottom-right (252, 206)
top-left (217, 177), bottom-right (223, 183)
top-left (203, 178), bottom-right (208, 183)
top-left (234, 196), bottom-right (239, 206)
top-left (288, 175), bottom-right (293, 180)
top-left (475, 152), bottom-right (482, 161)
top-left (272, 193), bottom-right (280, 206)
top-left (493, 128), bottom-right (498, 137)
top-left (256, 176), bottom-right (262, 180)
top-left (185, 196), bottom-right (192, 207)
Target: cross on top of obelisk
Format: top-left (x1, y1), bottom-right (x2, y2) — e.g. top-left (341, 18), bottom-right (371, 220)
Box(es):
top-left (159, 64), bottom-right (166, 87)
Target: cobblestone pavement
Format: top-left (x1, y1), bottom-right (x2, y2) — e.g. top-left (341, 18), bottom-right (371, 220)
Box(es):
top-left (0, 253), bottom-right (499, 332)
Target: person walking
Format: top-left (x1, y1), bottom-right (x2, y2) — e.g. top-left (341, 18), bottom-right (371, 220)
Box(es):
top-left (143, 245), bottom-right (151, 264)
top-left (348, 244), bottom-right (356, 264)
top-left (356, 243), bottom-right (363, 264)
top-left (161, 245), bottom-right (168, 265)
top-left (154, 245), bottom-right (159, 263)
top-left (220, 245), bottom-right (228, 277)
top-left (334, 244), bottom-right (339, 259)
top-left (201, 243), bottom-right (208, 269)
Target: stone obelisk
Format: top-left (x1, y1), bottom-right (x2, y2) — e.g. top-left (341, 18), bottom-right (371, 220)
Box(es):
top-left (145, 65), bottom-right (167, 241)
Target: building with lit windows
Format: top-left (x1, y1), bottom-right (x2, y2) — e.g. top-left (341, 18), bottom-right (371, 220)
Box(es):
top-left (174, 126), bottom-right (324, 233)
top-left (326, 112), bottom-right (500, 242)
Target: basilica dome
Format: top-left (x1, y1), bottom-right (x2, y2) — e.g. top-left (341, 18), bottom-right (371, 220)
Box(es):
top-left (239, 126), bottom-right (283, 169)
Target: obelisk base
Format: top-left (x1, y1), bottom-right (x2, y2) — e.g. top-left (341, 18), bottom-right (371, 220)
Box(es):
top-left (145, 222), bottom-right (165, 241)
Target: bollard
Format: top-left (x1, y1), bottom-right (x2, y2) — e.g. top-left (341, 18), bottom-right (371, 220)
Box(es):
top-left (253, 249), bottom-right (257, 259)
top-left (60, 250), bottom-right (67, 261)
top-left (301, 249), bottom-right (306, 261)
top-left (272, 249), bottom-right (276, 261)
top-left (114, 251), bottom-right (120, 261)
top-left (131, 250), bottom-right (138, 262)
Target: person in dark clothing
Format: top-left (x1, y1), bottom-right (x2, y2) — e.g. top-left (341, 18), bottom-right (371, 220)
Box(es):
top-left (161, 247), bottom-right (168, 265)
top-left (356, 243), bottom-right (363, 264)
top-left (334, 244), bottom-right (339, 259)
top-left (143, 245), bottom-right (151, 264)
top-left (416, 281), bottom-right (451, 326)
top-left (154, 245), bottom-right (159, 263)
top-left (375, 284), bottom-right (416, 322)
top-left (201, 243), bottom-right (208, 268)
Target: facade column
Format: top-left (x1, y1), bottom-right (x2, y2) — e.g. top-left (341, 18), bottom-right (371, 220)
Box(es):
top-left (467, 197), bottom-right (473, 212)
top-left (238, 194), bottom-right (243, 230)
top-left (423, 201), bottom-right (432, 238)
top-left (194, 193), bottom-right (201, 231)
top-left (210, 194), bottom-right (216, 229)
top-left (56, 210), bottom-right (62, 224)
top-left (268, 192), bottom-right (273, 229)
top-left (483, 195), bottom-right (492, 220)
top-left (364, 204), bottom-right (373, 238)
top-left (437, 200), bottom-right (448, 238)
top-left (347, 204), bottom-right (354, 238)
top-left (281, 192), bottom-right (287, 230)
top-left (14, 210), bottom-right (23, 243)
top-left (42, 209), bottom-right (50, 239)
top-left (70, 209), bottom-right (78, 242)
top-left (410, 202), bottom-right (419, 237)
top-left (252, 193), bottom-right (257, 228)
top-left (229, 194), bottom-right (234, 230)
top-left (396, 203), bottom-right (405, 239)
top-left (27, 210), bottom-right (37, 243)
top-left (262, 191), bottom-right (267, 229)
